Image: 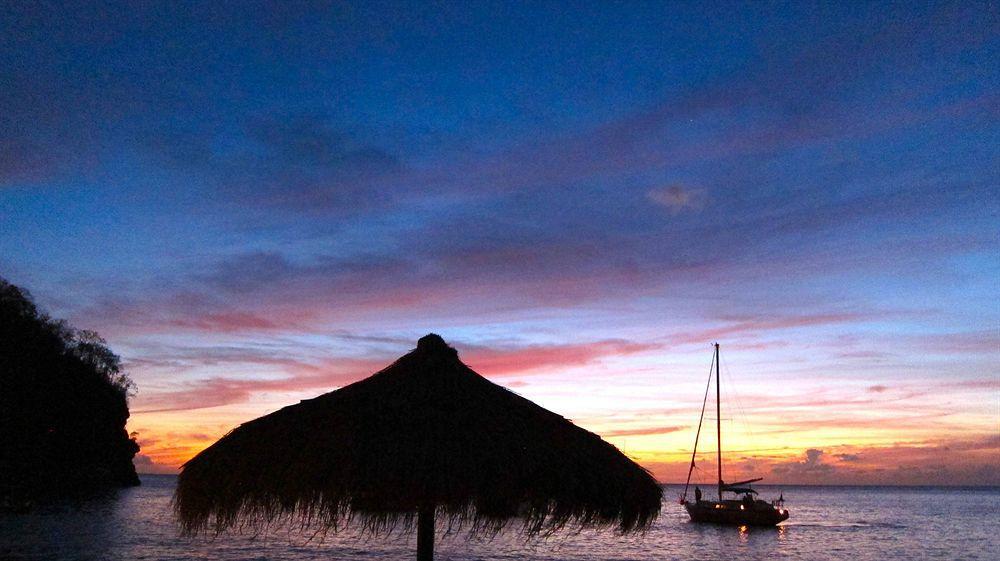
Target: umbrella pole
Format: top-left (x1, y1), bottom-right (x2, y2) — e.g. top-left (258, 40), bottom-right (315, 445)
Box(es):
top-left (417, 505), bottom-right (434, 561)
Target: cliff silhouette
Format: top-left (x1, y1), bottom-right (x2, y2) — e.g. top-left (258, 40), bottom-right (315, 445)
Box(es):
top-left (0, 277), bottom-right (139, 507)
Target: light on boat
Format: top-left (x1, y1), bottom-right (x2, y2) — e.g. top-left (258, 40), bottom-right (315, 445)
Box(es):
top-left (715, 504), bottom-right (723, 509)
top-left (740, 505), bottom-right (745, 510)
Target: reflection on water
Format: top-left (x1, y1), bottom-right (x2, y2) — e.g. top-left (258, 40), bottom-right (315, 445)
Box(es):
top-left (1, 476), bottom-right (998, 561)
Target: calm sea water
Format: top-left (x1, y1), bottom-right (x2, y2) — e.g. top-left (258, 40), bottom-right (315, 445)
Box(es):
top-left (2, 475), bottom-right (998, 560)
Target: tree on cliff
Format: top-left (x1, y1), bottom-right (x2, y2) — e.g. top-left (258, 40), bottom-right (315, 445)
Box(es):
top-left (0, 277), bottom-right (140, 504)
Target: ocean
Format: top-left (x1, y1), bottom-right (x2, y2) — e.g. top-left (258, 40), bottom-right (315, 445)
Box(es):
top-left (2, 475), bottom-right (997, 560)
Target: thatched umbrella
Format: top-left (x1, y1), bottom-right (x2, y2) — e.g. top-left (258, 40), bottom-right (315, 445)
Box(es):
top-left (175, 334), bottom-right (661, 560)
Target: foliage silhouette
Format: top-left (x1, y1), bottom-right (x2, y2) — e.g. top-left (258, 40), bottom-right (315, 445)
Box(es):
top-left (0, 277), bottom-right (139, 508)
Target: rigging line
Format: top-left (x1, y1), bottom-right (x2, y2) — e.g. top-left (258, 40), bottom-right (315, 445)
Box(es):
top-left (691, 462), bottom-right (705, 487)
top-left (721, 351), bottom-right (758, 457)
top-left (682, 347), bottom-right (716, 502)
top-left (718, 357), bottom-right (740, 442)
top-left (716, 360), bottom-right (733, 450)
top-left (718, 353), bottom-right (747, 456)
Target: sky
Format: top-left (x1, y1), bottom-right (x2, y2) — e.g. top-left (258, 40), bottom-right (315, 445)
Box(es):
top-left (1, 1), bottom-right (997, 486)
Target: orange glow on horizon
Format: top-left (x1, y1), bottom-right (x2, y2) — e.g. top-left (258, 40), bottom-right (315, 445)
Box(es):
top-left (129, 361), bottom-right (1000, 486)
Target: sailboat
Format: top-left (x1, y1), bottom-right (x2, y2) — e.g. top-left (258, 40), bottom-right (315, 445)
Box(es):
top-left (680, 343), bottom-right (789, 526)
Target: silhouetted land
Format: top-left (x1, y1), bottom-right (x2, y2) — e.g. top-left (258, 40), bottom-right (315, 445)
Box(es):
top-left (0, 277), bottom-right (139, 509)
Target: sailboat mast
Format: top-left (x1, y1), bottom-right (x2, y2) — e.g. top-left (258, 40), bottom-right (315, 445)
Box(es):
top-left (715, 342), bottom-right (722, 501)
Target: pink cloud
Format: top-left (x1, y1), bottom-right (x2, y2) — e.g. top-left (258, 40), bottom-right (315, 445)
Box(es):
top-left (602, 425), bottom-right (686, 438)
top-left (463, 339), bottom-right (658, 377)
top-left (914, 330), bottom-right (1000, 354)
top-left (663, 312), bottom-right (869, 348)
top-left (131, 338), bottom-right (658, 413)
top-left (169, 311), bottom-right (281, 331)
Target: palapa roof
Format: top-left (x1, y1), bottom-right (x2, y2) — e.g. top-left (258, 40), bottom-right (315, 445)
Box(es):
top-left (175, 334), bottom-right (662, 536)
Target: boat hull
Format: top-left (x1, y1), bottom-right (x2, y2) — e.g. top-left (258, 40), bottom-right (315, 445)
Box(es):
top-left (684, 500), bottom-right (789, 526)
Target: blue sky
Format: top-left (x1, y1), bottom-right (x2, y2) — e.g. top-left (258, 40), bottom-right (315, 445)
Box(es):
top-left (1, 1), bottom-right (997, 483)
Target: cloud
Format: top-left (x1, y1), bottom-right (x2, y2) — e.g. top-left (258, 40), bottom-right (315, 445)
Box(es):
top-left (74, 239), bottom-right (658, 336)
top-left (463, 339), bottom-right (658, 377)
top-left (185, 312), bottom-right (279, 331)
top-left (915, 330), bottom-right (1000, 354)
top-left (130, 428), bottom-right (225, 471)
top-left (868, 384), bottom-right (889, 393)
top-left (951, 379), bottom-right (1000, 391)
top-left (194, 251), bottom-right (414, 299)
top-left (647, 185), bottom-right (705, 214)
top-left (73, 214), bottom-right (911, 341)
top-left (150, 114), bottom-right (403, 212)
top-left (602, 425), bottom-right (686, 438)
top-left (771, 448), bottom-right (835, 478)
top-left (132, 453), bottom-right (178, 474)
top-left (651, 435), bottom-right (1000, 485)
top-left (663, 312), bottom-right (871, 348)
top-left (131, 359), bottom-right (381, 413)
top-left (130, 337), bottom-right (659, 413)
top-left (70, 251), bottom-right (423, 335)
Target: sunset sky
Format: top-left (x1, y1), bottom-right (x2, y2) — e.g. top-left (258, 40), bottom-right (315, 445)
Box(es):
top-left (1, 2), bottom-right (997, 485)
